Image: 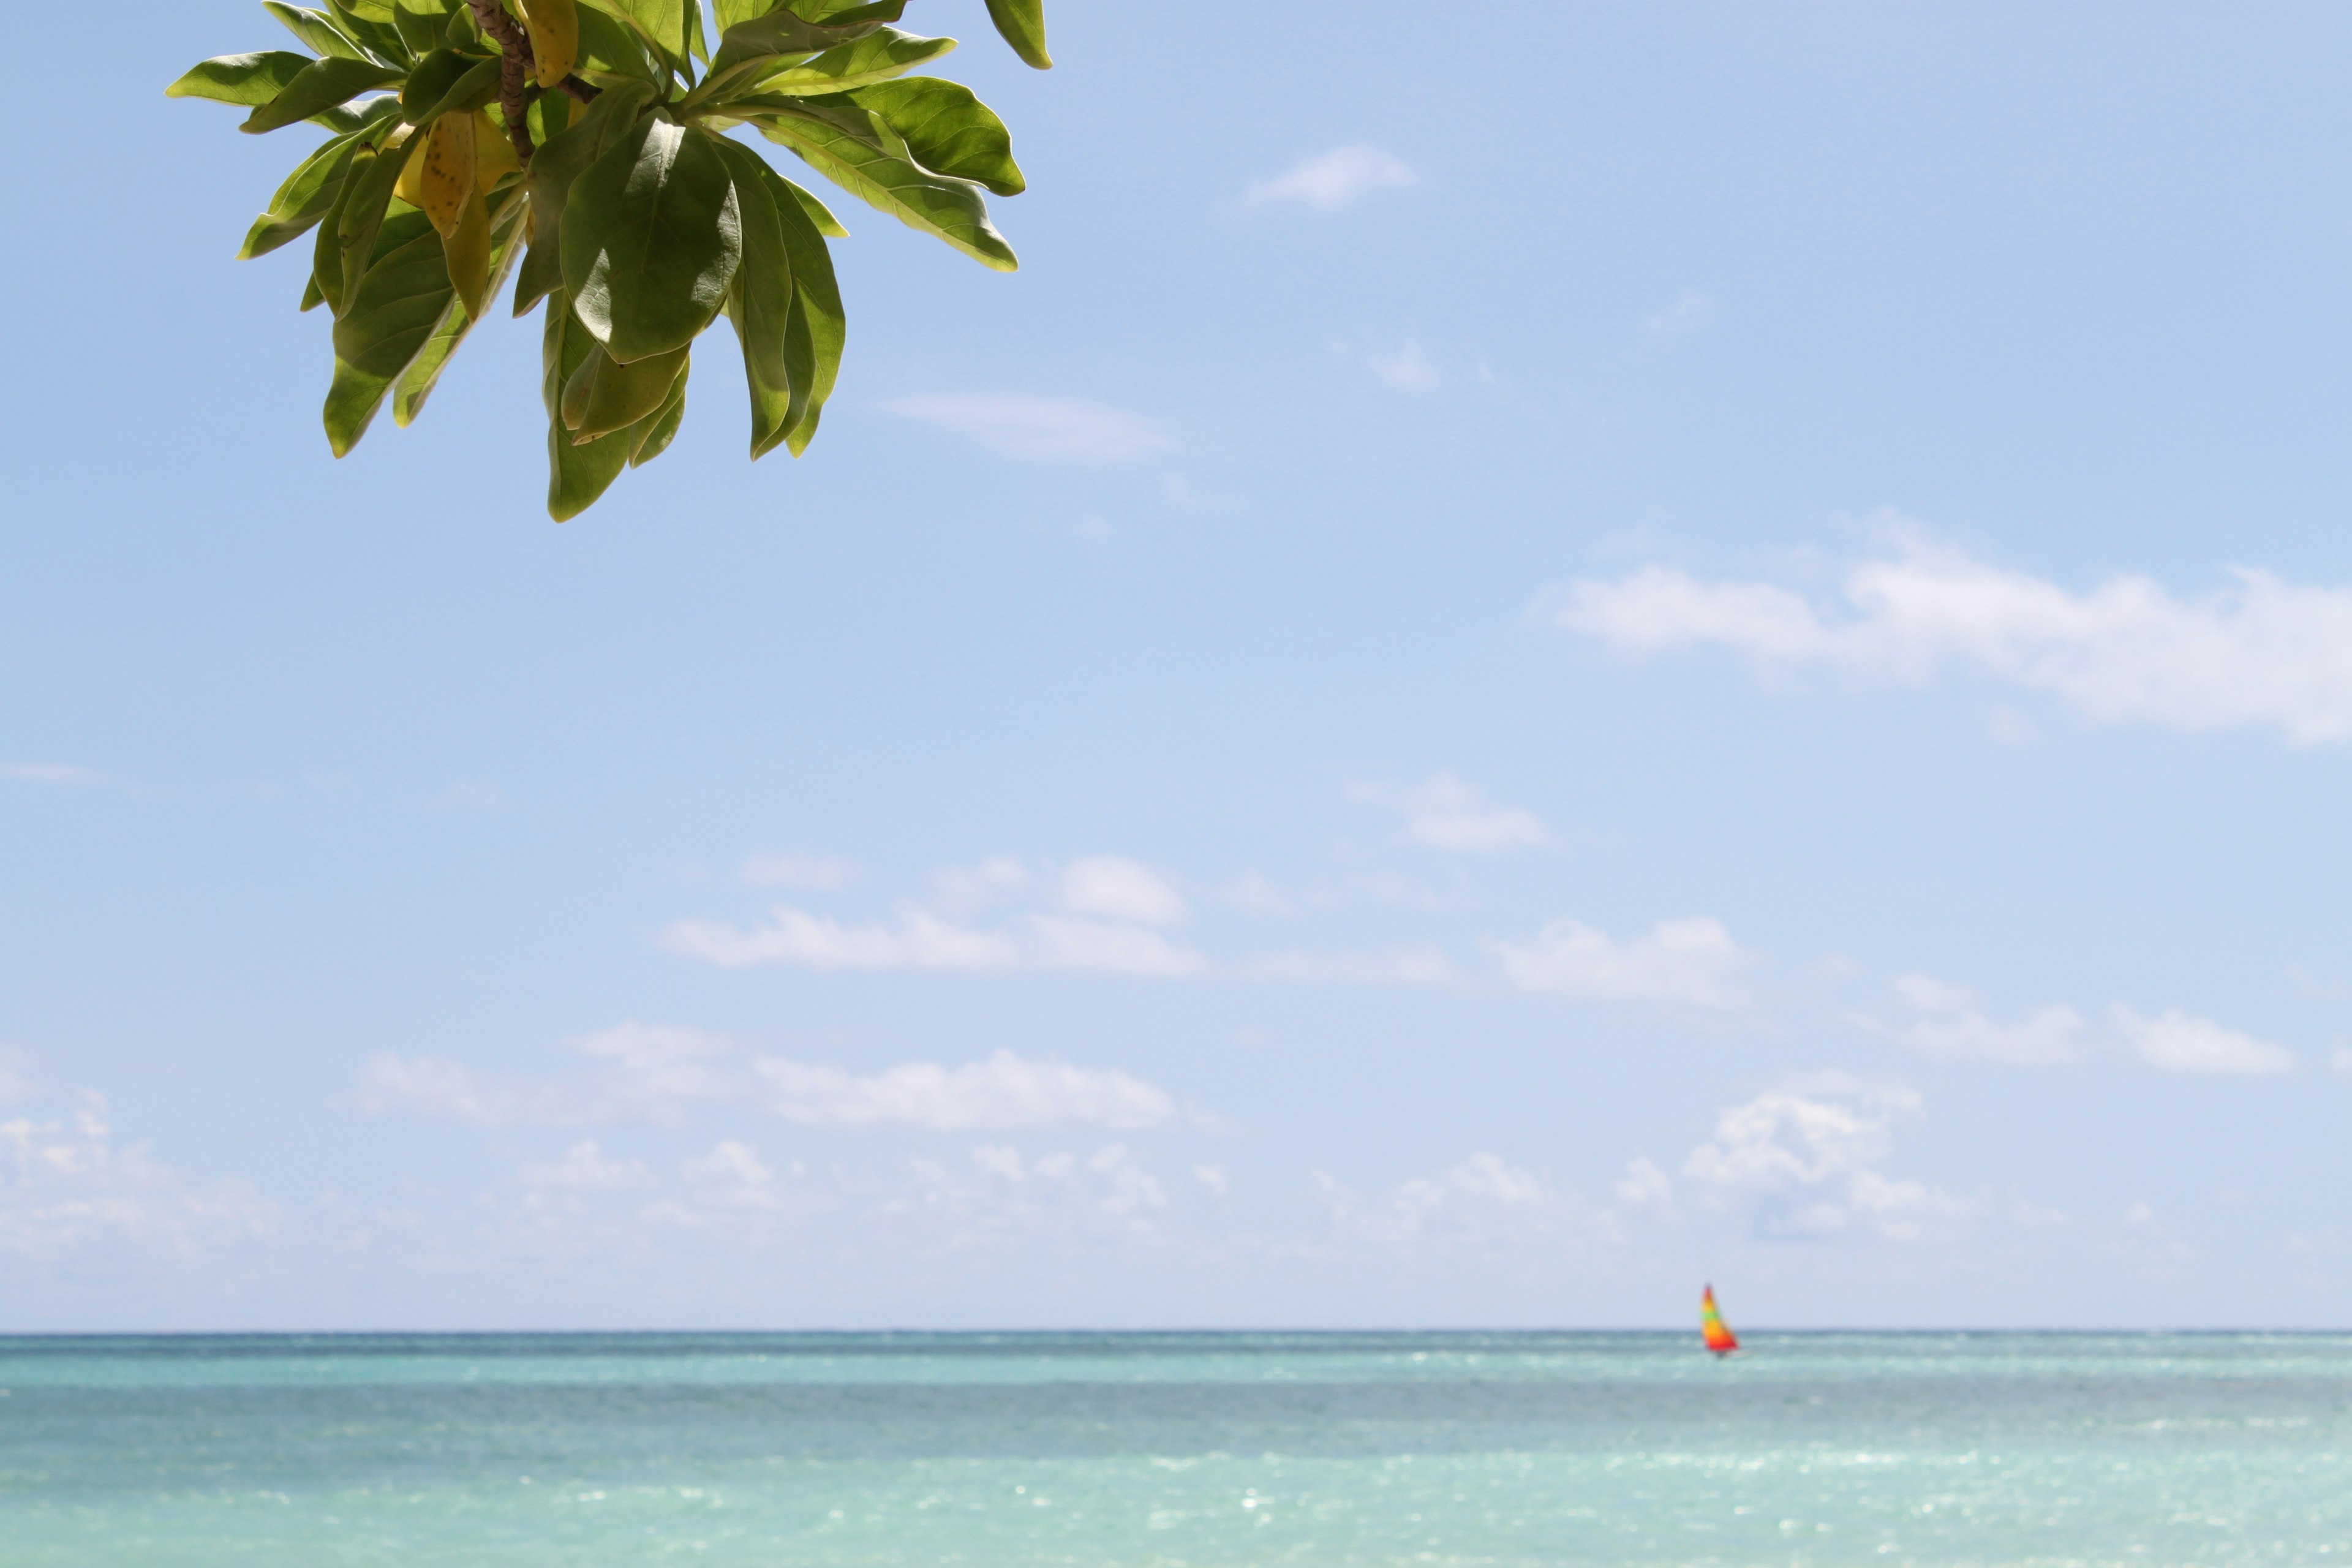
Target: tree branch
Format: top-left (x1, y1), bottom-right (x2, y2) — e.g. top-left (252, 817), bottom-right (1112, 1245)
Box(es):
top-left (463, 0), bottom-right (539, 164)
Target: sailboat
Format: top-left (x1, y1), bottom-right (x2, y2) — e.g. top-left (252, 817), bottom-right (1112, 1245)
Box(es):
top-left (1700, 1284), bottom-right (1740, 1357)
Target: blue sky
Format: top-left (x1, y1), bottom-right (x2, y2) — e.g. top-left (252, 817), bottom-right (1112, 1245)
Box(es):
top-left (3, 1), bottom-right (2350, 1330)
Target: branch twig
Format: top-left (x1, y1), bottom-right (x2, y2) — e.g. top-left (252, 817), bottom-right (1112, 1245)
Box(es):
top-left (462, 0), bottom-right (539, 164)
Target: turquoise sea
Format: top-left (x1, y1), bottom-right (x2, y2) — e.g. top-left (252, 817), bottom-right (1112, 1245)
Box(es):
top-left (3, 1332), bottom-right (2349, 1566)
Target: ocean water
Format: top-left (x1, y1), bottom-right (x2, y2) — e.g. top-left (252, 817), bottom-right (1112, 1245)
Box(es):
top-left (2, 1332), bottom-right (2348, 1566)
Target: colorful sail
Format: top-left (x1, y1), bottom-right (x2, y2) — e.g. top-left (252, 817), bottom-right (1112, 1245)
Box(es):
top-left (1700, 1284), bottom-right (1740, 1355)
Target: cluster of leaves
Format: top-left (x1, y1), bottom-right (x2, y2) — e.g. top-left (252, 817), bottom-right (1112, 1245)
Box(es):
top-left (170, 0), bottom-right (1049, 518)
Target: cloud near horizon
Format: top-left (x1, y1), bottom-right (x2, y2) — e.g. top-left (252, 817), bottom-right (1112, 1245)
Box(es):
top-left (1547, 530), bottom-right (2352, 741)
top-left (363, 1025), bottom-right (1185, 1133)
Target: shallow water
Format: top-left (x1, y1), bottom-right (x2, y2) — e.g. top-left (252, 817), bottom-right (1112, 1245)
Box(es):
top-left (2, 1332), bottom-right (2347, 1565)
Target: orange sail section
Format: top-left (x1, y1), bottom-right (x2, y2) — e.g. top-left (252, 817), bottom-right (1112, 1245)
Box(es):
top-left (1700, 1284), bottom-right (1740, 1355)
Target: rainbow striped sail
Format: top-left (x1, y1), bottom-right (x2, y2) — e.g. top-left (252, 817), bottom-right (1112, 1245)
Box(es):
top-left (1700, 1284), bottom-right (1740, 1356)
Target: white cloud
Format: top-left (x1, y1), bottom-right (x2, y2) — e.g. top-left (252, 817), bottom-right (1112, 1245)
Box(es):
top-left (1316, 1155), bottom-right (1615, 1251)
top-left (1491, 917), bottom-right (1752, 1008)
top-left (518, 1140), bottom-right (655, 1193)
top-left (2115, 1008), bottom-right (2295, 1076)
top-left (0, 1094), bottom-right (277, 1258)
top-left (1060, 856), bottom-right (1188, 926)
top-left (753, 1051), bottom-right (1177, 1131)
top-left (886, 1144), bottom-right (1172, 1249)
top-left (1681, 1084), bottom-right (1972, 1242)
top-left (1242, 946), bottom-right (1461, 987)
top-left (1876, 974), bottom-right (2085, 1066)
top-left (1547, 530), bottom-right (2352, 742)
top-left (1351, 772), bottom-right (1551, 853)
top-left (662, 905), bottom-right (1207, 976)
top-left (363, 1027), bottom-right (1185, 1133)
top-left (1644, 288), bottom-right (1716, 336)
top-left (740, 853), bottom-right (860, 889)
top-left (1245, 144), bottom-right (1417, 211)
top-left (0, 762), bottom-right (108, 787)
top-left (884, 394), bottom-right (1174, 462)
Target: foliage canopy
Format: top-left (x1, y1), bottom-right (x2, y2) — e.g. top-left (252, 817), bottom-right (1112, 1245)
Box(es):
top-left (171, 0), bottom-right (1049, 518)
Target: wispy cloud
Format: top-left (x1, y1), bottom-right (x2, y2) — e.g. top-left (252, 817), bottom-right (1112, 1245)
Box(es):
top-left (884, 394), bottom-right (1173, 462)
top-left (0, 1094), bottom-right (278, 1258)
top-left (1331, 334), bottom-right (1441, 392)
top-left (1491, 917), bottom-right (1752, 1008)
top-left (0, 762), bottom-right (108, 788)
top-left (660, 905), bottom-right (1209, 976)
top-left (1874, 974), bottom-right (2086, 1066)
top-left (1316, 1154), bottom-right (1614, 1252)
top-left (739, 852), bottom-right (861, 890)
top-left (1060, 856), bottom-right (1188, 926)
top-left (1643, 288), bottom-right (1716, 337)
top-left (1546, 528), bottom-right (2352, 742)
top-left (363, 1024), bottom-right (1185, 1133)
top-left (1242, 946), bottom-right (1461, 987)
top-left (430, 780), bottom-right (506, 812)
top-left (1245, 145), bottom-right (1417, 211)
top-left (2114, 1008), bottom-right (2296, 1076)
top-left (1350, 773), bottom-right (1551, 853)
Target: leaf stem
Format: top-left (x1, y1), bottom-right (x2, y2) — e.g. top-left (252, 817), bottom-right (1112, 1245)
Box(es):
top-left (464, 0), bottom-right (538, 163)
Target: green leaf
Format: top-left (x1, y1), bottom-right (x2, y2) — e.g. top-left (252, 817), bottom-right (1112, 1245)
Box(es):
top-left (392, 189), bottom-right (529, 425)
top-left (785, 178), bottom-right (848, 236)
top-left (627, 358), bottom-right (689, 465)
top-left (842, 77), bottom-right (1021, 195)
top-left (542, 288), bottom-right (635, 518)
top-left (797, 0), bottom-right (910, 22)
top-left (238, 119), bottom-right (375, 259)
top-left (767, 170), bottom-right (842, 454)
top-left (326, 0), bottom-right (413, 63)
top-left (716, 154), bottom-right (842, 458)
top-left (708, 0), bottom-right (905, 77)
top-left (336, 129), bottom-right (415, 309)
top-left (264, 2), bottom-right (368, 59)
top-left (311, 145), bottom-right (370, 314)
top-left (709, 138), bottom-right (790, 392)
top-left (983, 0), bottom-right (1050, 70)
top-left (757, 27), bottom-right (954, 94)
top-left (751, 98), bottom-right (1015, 270)
top-left (560, 118), bottom-right (743, 363)
top-left (167, 51), bottom-right (314, 108)
top-left (334, 209), bottom-right (454, 375)
top-left (323, 210), bottom-right (454, 454)
top-left (391, 0), bottom-right (454, 56)
top-left (572, 2), bottom-right (665, 88)
top-left (712, 0), bottom-right (769, 32)
top-left (581, 0), bottom-right (695, 74)
top-left (561, 340), bottom-right (690, 439)
top-left (514, 78), bottom-right (657, 315)
top-left (324, 355), bottom-right (399, 456)
top-left (400, 48), bottom-right (499, 123)
top-left (241, 56), bottom-right (405, 133)
top-left (301, 271), bottom-right (326, 311)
